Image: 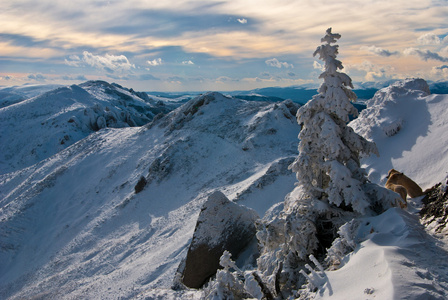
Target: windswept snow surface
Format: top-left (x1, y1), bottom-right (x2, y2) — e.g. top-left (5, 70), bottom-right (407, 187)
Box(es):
top-left (350, 78), bottom-right (448, 188)
top-left (314, 201), bottom-right (448, 299)
top-left (0, 91), bottom-right (299, 299)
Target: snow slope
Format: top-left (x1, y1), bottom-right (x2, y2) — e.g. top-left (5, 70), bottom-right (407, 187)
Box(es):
top-left (306, 79), bottom-right (448, 299)
top-left (0, 84), bottom-right (63, 108)
top-left (1, 79), bottom-right (448, 299)
top-left (313, 203), bottom-right (448, 299)
top-left (350, 78), bottom-right (448, 188)
top-left (0, 91), bottom-right (300, 299)
top-left (0, 81), bottom-right (169, 174)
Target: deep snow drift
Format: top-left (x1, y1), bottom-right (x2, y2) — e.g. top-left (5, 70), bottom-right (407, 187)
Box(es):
top-left (0, 79), bottom-right (447, 299)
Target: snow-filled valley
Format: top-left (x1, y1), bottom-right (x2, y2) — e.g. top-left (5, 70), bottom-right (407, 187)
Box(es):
top-left (1, 78), bottom-right (448, 299)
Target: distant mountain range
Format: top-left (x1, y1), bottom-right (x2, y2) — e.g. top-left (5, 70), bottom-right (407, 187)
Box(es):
top-left (147, 80), bottom-right (448, 107)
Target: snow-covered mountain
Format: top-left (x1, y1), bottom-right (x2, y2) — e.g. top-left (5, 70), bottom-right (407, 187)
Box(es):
top-left (0, 81), bottom-right (170, 174)
top-left (0, 84), bottom-right (63, 108)
top-left (0, 90), bottom-right (300, 299)
top-left (0, 79), bottom-right (447, 299)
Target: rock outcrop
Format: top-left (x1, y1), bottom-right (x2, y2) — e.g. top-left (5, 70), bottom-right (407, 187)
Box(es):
top-left (421, 176), bottom-right (448, 234)
top-left (181, 191), bottom-right (259, 289)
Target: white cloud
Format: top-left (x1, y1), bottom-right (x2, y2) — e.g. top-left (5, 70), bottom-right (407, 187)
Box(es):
top-left (215, 76), bottom-right (238, 83)
top-left (28, 73), bottom-right (46, 81)
top-left (69, 51), bottom-right (136, 73)
top-left (404, 47), bottom-right (448, 62)
top-left (360, 45), bottom-right (399, 57)
top-left (265, 58), bottom-right (293, 69)
top-left (313, 61), bottom-right (324, 71)
top-left (345, 61), bottom-right (395, 81)
top-left (64, 55), bottom-right (82, 67)
top-left (237, 18), bottom-right (247, 24)
top-left (431, 65), bottom-right (448, 79)
top-left (182, 60), bottom-right (194, 65)
top-left (64, 52), bottom-right (135, 74)
top-left (417, 33), bottom-right (441, 45)
top-left (440, 45), bottom-right (448, 56)
top-left (147, 58), bottom-right (163, 66)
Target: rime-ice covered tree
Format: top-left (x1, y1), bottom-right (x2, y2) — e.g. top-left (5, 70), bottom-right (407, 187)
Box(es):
top-left (254, 28), bottom-right (398, 297)
top-left (207, 28), bottom-right (400, 299)
top-left (288, 27), bottom-right (378, 214)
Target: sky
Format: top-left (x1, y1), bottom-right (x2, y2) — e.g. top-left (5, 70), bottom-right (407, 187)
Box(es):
top-left (1, 0), bottom-right (448, 92)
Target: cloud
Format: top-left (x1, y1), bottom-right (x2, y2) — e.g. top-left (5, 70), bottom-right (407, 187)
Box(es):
top-left (237, 18), bottom-right (247, 24)
top-left (28, 73), bottom-right (46, 81)
top-left (287, 72), bottom-right (296, 77)
top-left (82, 51), bottom-right (135, 73)
top-left (361, 45), bottom-right (399, 57)
top-left (441, 45), bottom-right (448, 56)
top-left (61, 75), bottom-right (87, 81)
top-left (168, 76), bottom-right (184, 82)
top-left (404, 48), bottom-right (448, 62)
top-left (313, 61), bottom-right (324, 71)
top-left (215, 76), bottom-right (239, 83)
top-left (182, 60), bottom-right (194, 65)
top-left (138, 74), bottom-right (160, 81)
top-left (64, 55), bottom-right (82, 67)
top-left (147, 58), bottom-right (163, 66)
top-left (2, 75), bottom-right (12, 80)
top-left (417, 33), bottom-right (441, 45)
top-left (265, 58), bottom-right (293, 68)
top-left (65, 51), bottom-right (135, 73)
top-left (345, 61), bottom-right (395, 81)
top-left (431, 65), bottom-right (448, 79)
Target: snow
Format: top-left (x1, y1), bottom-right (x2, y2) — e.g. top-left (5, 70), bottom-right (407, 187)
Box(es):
top-left (0, 89), bottom-right (299, 299)
top-left (0, 81), bottom-right (166, 174)
top-left (312, 79), bottom-right (448, 299)
top-left (1, 79), bottom-right (448, 299)
top-left (314, 201), bottom-right (448, 299)
top-left (349, 78), bottom-right (448, 188)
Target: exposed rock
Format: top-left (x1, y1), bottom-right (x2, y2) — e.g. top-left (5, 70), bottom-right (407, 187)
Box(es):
top-left (420, 176), bottom-right (448, 234)
top-left (134, 176), bottom-right (147, 194)
top-left (181, 191), bottom-right (259, 288)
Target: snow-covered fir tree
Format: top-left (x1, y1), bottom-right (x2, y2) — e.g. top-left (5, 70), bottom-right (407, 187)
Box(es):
top-left (205, 28), bottom-right (400, 299)
top-left (255, 28), bottom-right (399, 297)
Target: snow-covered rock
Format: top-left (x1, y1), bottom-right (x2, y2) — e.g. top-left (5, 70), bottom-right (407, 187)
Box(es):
top-left (181, 191), bottom-right (258, 288)
top-left (349, 78), bottom-right (448, 188)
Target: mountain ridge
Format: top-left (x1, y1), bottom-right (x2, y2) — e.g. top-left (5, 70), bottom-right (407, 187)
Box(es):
top-left (0, 79), bottom-right (447, 299)
top-left (0, 90), bottom-right (300, 299)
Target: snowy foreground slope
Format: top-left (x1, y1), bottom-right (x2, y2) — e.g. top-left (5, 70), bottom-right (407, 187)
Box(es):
top-left (0, 91), bottom-right (299, 299)
top-left (313, 79), bottom-right (448, 299)
top-left (0, 79), bottom-right (448, 299)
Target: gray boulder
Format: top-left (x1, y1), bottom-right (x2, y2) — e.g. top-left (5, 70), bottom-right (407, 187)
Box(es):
top-left (181, 191), bottom-right (259, 288)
